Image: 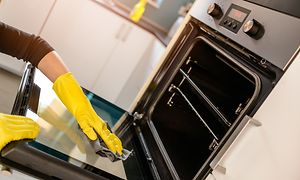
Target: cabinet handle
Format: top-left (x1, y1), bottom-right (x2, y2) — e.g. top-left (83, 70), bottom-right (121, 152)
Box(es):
top-left (121, 25), bottom-right (133, 42)
top-left (209, 115), bottom-right (262, 173)
top-left (115, 23), bottom-right (126, 40)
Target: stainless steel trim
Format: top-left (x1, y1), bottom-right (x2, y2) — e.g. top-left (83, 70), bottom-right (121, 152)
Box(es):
top-left (189, 0), bottom-right (300, 70)
top-left (283, 46), bottom-right (300, 71)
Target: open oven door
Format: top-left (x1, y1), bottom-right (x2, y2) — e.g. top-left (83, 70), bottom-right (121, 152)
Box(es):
top-left (0, 64), bottom-right (135, 180)
top-left (0, 62), bottom-right (158, 179)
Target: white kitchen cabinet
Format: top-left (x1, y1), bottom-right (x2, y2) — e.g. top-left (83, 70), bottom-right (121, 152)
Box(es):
top-left (208, 52), bottom-right (300, 180)
top-left (40, 0), bottom-right (124, 90)
top-left (0, 0), bottom-right (55, 75)
top-left (41, 0), bottom-right (162, 110)
top-left (40, 0), bottom-right (162, 111)
top-left (114, 38), bottom-right (165, 111)
top-left (91, 20), bottom-right (161, 110)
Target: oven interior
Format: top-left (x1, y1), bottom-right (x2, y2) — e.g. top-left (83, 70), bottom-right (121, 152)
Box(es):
top-left (149, 37), bottom-right (259, 179)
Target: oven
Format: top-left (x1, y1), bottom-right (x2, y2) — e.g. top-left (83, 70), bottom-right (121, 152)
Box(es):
top-left (1, 0), bottom-right (300, 180)
top-left (115, 0), bottom-right (300, 179)
top-left (122, 21), bottom-right (283, 179)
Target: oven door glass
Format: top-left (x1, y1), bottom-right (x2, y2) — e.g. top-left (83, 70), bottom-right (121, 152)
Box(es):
top-left (1, 66), bottom-right (153, 179)
top-left (25, 69), bottom-right (127, 178)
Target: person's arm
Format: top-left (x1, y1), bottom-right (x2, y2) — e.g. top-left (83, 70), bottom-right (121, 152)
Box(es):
top-left (0, 21), bottom-right (123, 155)
top-left (37, 51), bottom-right (69, 82)
top-left (0, 21), bottom-right (67, 82)
top-left (0, 21), bottom-right (54, 68)
top-left (0, 21), bottom-right (41, 151)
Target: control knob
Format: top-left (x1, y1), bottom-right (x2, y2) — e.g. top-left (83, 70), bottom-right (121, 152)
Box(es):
top-left (207, 3), bottom-right (223, 19)
top-left (243, 19), bottom-right (264, 39)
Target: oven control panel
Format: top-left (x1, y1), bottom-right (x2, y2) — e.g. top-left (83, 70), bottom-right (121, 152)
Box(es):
top-left (207, 3), bottom-right (223, 19)
top-left (190, 0), bottom-right (300, 70)
top-left (219, 4), bottom-right (250, 33)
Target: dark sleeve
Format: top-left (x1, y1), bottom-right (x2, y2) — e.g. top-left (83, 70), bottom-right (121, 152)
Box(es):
top-left (0, 21), bottom-right (54, 67)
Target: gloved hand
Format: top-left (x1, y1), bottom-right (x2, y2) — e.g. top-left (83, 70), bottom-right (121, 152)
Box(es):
top-left (52, 72), bottom-right (123, 155)
top-left (0, 113), bottom-right (40, 151)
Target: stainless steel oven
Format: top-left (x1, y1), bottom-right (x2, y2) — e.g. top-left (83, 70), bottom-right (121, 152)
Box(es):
top-left (1, 0), bottom-right (300, 179)
top-left (121, 21), bottom-right (283, 179)
top-left (116, 0), bottom-right (300, 179)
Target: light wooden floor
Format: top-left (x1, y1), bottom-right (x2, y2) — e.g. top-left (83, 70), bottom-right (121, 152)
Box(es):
top-left (0, 68), bottom-right (21, 114)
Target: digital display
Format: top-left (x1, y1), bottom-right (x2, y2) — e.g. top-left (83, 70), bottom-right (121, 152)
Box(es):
top-left (228, 8), bottom-right (247, 22)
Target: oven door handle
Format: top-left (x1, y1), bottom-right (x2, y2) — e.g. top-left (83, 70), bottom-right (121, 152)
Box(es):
top-left (209, 115), bottom-right (262, 174)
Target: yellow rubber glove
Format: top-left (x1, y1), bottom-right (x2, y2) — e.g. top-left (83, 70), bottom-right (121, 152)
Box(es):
top-left (130, 0), bottom-right (147, 22)
top-left (52, 72), bottom-right (123, 155)
top-left (0, 113), bottom-right (40, 151)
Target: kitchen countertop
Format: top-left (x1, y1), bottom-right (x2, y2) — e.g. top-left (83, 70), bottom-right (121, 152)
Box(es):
top-left (90, 0), bottom-right (171, 46)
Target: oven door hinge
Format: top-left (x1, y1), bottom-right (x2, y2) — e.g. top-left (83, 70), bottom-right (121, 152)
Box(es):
top-left (133, 112), bottom-right (144, 122)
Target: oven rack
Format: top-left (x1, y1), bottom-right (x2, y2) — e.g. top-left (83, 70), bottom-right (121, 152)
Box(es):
top-left (179, 68), bottom-right (232, 127)
top-left (166, 65), bottom-right (235, 141)
top-left (169, 84), bottom-right (219, 141)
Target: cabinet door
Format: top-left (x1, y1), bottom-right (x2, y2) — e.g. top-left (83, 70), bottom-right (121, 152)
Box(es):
top-left (0, 0), bottom-right (55, 75)
top-left (40, 0), bottom-right (124, 90)
top-left (115, 38), bottom-right (165, 111)
top-left (92, 21), bottom-right (154, 109)
top-left (210, 53), bottom-right (300, 180)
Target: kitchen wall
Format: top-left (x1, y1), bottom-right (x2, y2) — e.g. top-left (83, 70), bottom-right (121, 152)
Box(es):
top-left (116, 0), bottom-right (192, 31)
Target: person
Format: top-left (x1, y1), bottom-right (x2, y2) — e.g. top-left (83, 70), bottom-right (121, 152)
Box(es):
top-left (0, 20), bottom-right (123, 154)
